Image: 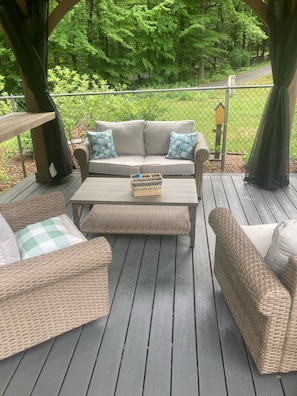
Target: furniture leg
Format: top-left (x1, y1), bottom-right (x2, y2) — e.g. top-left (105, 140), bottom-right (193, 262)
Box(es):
top-left (189, 206), bottom-right (196, 247)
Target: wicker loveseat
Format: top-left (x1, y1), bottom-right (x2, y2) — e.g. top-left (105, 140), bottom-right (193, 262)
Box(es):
top-left (0, 192), bottom-right (111, 360)
top-left (74, 119), bottom-right (210, 199)
top-left (209, 207), bottom-right (297, 374)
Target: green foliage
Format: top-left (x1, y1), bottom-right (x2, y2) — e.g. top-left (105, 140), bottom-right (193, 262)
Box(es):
top-left (0, 130), bottom-right (33, 159)
top-left (0, 75), bottom-right (13, 115)
top-left (228, 48), bottom-right (251, 68)
top-left (0, 1), bottom-right (270, 92)
top-left (47, 67), bottom-right (165, 136)
top-left (44, 0), bottom-right (269, 89)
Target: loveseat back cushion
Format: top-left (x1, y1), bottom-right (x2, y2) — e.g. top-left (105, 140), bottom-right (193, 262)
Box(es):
top-left (144, 120), bottom-right (194, 155)
top-left (95, 120), bottom-right (146, 156)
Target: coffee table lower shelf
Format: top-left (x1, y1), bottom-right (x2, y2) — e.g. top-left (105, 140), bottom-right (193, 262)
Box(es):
top-left (80, 204), bottom-right (194, 245)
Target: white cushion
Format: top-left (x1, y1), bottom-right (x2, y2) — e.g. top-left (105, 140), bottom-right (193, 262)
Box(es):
top-left (144, 120), bottom-right (194, 155)
top-left (0, 214), bottom-right (20, 265)
top-left (265, 219), bottom-right (297, 277)
top-left (89, 155), bottom-right (145, 176)
top-left (15, 216), bottom-right (84, 260)
top-left (241, 223), bottom-right (276, 258)
top-left (59, 214), bottom-right (87, 241)
top-left (95, 120), bottom-right (145, 155)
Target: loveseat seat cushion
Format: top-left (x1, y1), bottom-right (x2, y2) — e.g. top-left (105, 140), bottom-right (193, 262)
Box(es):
top-left (142, 156), bottom-right (194, 176)
top-left (144, 120), bottom-right (194, 155)
top-left (95, 120), bottom-right (146, 156)
top-left (89, 155), bottom-right (145, 176)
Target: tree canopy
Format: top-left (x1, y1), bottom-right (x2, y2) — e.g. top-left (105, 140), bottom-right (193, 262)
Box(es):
top-left (0, 0), bottom-right (268, 93)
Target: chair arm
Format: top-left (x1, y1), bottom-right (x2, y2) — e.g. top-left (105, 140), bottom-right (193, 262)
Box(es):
top-left (209, 207), bottom-right (291, 315)
top-left (194, 132), bottom-right (210, 161)
top-left (74, 138), bottom-right (90, 182)
top-left (0, 237), bottom-right (111, 301)
top-left (193, 132), bottom-right (210, 199)
top-left (0, 192), bottom-right (66, 232)
top-left (280, 257), bottom-right (297, 364)
top-left (209, 207), bottom-right (292, 373)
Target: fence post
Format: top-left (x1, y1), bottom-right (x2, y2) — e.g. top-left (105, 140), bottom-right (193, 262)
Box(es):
top-left (221, 85), bottom-right (231, 172)
top-left (214, 102), bottom-right (225, 159)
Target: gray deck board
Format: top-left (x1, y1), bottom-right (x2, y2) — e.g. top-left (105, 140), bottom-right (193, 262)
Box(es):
top-left (88, 235), bottom-right (147, 396)
top-left (1, 172), bottom-right (297, 395)
top-left (172, 237), bottom-right (198, 396)
top-left (31, 328), bottom-right (82, 396)
top-left (194, 199), bottom-right (227, 396)
top-left (143, 236), bottom-right (175, 396)
top-left (115, 236), bottom-right (160, 396)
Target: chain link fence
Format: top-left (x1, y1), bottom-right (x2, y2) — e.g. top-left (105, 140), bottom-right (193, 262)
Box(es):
top-left (2, 85), bottom-right (297, 174)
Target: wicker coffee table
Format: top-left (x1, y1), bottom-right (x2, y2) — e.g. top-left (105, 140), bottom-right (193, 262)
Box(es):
top-left (70, 177), bottom-right (198, 247)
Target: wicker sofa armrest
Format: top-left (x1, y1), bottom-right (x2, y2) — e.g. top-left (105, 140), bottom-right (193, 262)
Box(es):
top-left (74, 138), bottom-right (90, 182)
top-left (0, 192), bottom-right (66, 232)
top-left (0, 236), bottom-right (111, 301)
top-left (209, 207), bottom-right (290, 311)
top-left (209, 207), bottom-right (292, 374)
top-left (279, 256), bottom-right (297, 371)
top-left (193, 132), bottom-right (209, 199)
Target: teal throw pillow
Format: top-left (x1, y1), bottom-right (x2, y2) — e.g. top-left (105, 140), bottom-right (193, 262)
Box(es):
top-left (15, 217), bottom-right (83, 259)
top-left (166, 132), bottom-right (198, 160)
top-left (86, 129), bottom-right (117, 159)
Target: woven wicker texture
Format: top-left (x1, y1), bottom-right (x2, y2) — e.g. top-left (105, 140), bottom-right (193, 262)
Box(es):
top-left (130, 172), bottom-right (162, 197)
top-left (74, 132), bottom-right (210, 199)
top-left (81, 204), bottom-right (191, 235)
top-left (209, 207), bottom-right (295, 374)
top-left (194, 136), bottom-right (209, 199)
top-left (0, 192), bottom-right (112, 360)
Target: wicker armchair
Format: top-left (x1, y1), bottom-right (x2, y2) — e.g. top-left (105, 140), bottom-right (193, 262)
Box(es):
top-left (209, 207), bottom-right (297, 374)
top-left (0, 192), bottom-right (111, 360)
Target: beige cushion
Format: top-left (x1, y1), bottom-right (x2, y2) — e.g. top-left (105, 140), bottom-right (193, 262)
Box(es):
top-left (265, 219), bottom-right (297, 277)
top-left (0, 214), bottom-right (20, 265)
top-left (89, 155), bottom-right (145, 176)
top-left (142, 156), bottom-right (194, 176)
top-left (59, 214), bottom-right (87, 241)
top-left (144, 120), bottom-right (195, 155)
top-left (95, 120), bottom-right (145, 155)
top-left (241, 223), bottom-right (276, 258)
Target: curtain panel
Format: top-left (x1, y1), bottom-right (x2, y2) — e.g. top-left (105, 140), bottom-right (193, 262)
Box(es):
top-left (244, 0), bottom-right (297, 190)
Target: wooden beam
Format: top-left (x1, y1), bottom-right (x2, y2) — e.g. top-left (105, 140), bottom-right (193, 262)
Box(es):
top-left (242, 0), bottom-right (268, 24)
top-left (16, 0), bottom-right (28, 16)
top-left (291, 0), bottom-right (297, 14)
top-left (48, 0), bottom-right (81, 35)
top-left (0, 112), bottom-right (55, 143)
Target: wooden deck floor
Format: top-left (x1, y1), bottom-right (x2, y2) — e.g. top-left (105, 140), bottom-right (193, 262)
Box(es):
top-left (1, 171), bottom-right (297, 396)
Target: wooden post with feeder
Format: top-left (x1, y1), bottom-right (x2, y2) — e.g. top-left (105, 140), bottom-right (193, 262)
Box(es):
top-left (213, 102), bottom-right (225, 159)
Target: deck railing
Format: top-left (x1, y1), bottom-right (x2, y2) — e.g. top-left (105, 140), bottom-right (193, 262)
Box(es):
top-left (1, 83), bottom-right (297, 175)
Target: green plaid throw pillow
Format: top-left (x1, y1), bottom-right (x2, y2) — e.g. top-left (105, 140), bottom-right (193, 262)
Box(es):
top-left (15, 217), bottom-right (83, 259)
